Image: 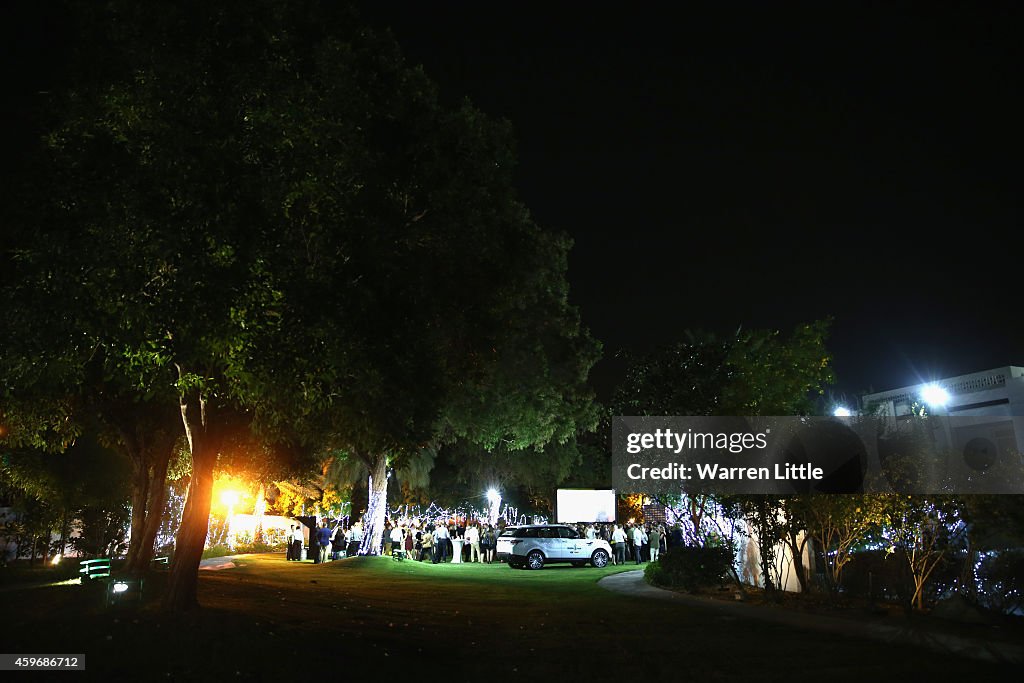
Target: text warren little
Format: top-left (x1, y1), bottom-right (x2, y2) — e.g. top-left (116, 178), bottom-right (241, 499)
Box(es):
top-left (626, 462), bottom-right (824, 480)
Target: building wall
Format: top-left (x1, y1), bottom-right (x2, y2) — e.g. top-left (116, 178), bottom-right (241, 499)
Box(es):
top-left (861, 365), bottom-right (1024, 474)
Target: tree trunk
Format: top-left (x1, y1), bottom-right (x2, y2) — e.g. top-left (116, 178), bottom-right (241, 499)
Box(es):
top-left (163, 443), bottom-right (215, 610)
top-left (786, 530), bottom-right (809, 593)
top-left (253, 484), bottom-right (266, 545)
top-left (124, 457), bottom-right (150, 570)
top-left (58, 511), bottom-right (70, 560)
top-left (126, 449), bottom-right (172, 574)
top-left (358, 455), bottom-right (388, 556)
top-left (163, 385), bottom-right (219, 612)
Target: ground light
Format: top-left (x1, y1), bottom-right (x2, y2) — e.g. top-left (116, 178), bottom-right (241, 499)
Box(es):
top-left (105, 578), bottom-right (143, 608)
top-left (833, 406), bottom-right (852, 417)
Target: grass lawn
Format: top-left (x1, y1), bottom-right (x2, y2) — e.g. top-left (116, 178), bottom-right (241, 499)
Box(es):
top-left (2, 553), bottom-right (1015, 681)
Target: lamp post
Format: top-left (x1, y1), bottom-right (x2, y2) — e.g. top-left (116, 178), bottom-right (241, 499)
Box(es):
top-left (486, 488), bottom-right (501, 526)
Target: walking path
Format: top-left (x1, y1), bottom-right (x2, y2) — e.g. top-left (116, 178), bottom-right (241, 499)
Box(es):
top-left (599, 570), bottom-right (1024, 664)
top-left (198, 554), bottom-right (254, 571)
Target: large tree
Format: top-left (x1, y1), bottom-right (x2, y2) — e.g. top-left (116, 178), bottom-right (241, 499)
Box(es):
top-left (6, 0), bottom-right (598, 608)
top-left (613, 321), bottom-right (834, 417)
top-left (613, 322), bottom-right (834, 592)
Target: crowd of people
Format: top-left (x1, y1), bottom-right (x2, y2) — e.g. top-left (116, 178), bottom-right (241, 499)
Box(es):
top-left (285, 518), bottom-right (681, 566)
top-left (567, 521), bottom-right (673, 565)
top-left (382, 520), bottom-right (501, 563)
top-left (284, 518), bottom-right (504, 564)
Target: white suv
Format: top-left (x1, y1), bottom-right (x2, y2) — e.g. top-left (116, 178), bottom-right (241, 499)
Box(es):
top-left (496, 524), bottom-right (612, 569)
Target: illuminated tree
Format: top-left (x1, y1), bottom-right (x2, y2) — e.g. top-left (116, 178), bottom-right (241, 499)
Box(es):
top-left (796, 494), bottom-right (886, 597)
top-left (614, 322), bottom-right (834, 593)
top-left (881, 494), bottom-right (965, 611)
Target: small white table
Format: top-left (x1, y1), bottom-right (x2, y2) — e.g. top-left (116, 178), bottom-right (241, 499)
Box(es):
top-left (451, 539), bottom-right (464, 563)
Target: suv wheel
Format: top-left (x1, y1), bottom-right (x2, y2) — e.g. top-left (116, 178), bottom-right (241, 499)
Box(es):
top-left (526, 550), bottom-right (545, 570)
top-left (591, 549), bottom-right (609, 568)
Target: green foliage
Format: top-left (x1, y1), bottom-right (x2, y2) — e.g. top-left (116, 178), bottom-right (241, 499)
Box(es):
top-left (879, 494), bottom-right (966, 610)
top-left (68, 503), bottom-right (131, 558)
top-left (1, 435), bottom-right (132, 559)
top-left (234, 540), bottom-right (285, 554)
top-left (613, 320), bottom-right (833, 417)
top-left (200, 541), bottom-right (282, 560)
top-left (4, 0), bottom-right (601, 596)
top-left (644, 545), bottom-right (735, 592)
top-left (974, 549), bottom-right (1024, 616)
top-left (200, 545), bottom-right (234, 560)
top-left (796, 494), bottom-right (887, 595)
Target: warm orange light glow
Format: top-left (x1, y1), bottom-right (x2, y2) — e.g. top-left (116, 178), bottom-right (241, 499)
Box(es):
top-left (211, 474), bottom-right (254, 515)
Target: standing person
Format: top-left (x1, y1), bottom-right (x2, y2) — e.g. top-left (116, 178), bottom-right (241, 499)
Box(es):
top-left (631, 524), bottom-right (647, 564)
top-left (419, 528), bottom-right (433, 561)
top-left (404, 526), bottom-right (415, 559)
top-left (383, 521), bottom-right (393, 557)
top-left (585, 523), bottom-right (596, 540)
top-left (332, 524), bottom-right (346, 560)
top-left (390, 524), bottom-right (405, 558)
top-left (465, 523), bottom-right (481, 563)
top-left (347, 523), bottom-right (362, 557)
top-left (480, 525), bottom-right (494, 563)
top-left (433, 523), bottom-right (450, 563)
top-left (291, 523), bottom-right (305, 562)
top-left (316, 520), bottom-right (334, 564)
top-left (648, 525), bottom-right (662, 563)
top-left (611, 524), bottom-right (627, 566)
top-left (286, 525), bottom-right (296, 561)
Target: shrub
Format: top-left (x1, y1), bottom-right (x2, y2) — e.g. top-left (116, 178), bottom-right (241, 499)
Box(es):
top-left (645, 545), bottom-right (734, 592)
top-left (233, 541), bottom-right (284, 554)
top-left (200, 541), bottom-right (285, 560)
top-left (975, 550), bottom-right (1024, 616)
top-left (201, 545), bottom-right (233, 560)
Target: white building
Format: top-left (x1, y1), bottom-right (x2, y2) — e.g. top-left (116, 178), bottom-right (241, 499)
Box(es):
top-left (860, 365), bottom-right (1024, 488)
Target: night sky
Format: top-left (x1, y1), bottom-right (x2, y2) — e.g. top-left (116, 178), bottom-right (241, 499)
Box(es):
top-left (355, 1), bottom-right (1024, 401)
top-left (5, 2), bottom-right (1022, 403)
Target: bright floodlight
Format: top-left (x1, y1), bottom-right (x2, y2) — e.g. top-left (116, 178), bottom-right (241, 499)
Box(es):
top-left (220, 489), bottom-right (240, 506)
top-left (833, 406), bottom-right (852, 417)
top-left (112, 581), bottom-right (130, 594)
top-left (921, 383), bottom-right (950, 408)
top-left (486, 488), bottom-right (500, 504)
